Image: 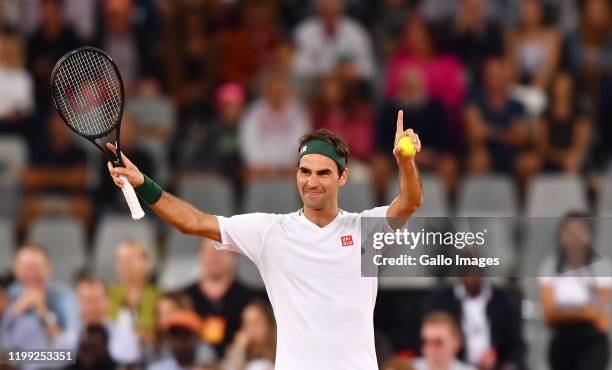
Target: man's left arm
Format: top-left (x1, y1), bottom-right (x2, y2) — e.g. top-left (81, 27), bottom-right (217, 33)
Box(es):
top-left (387, 110), bottom-right (424, 219)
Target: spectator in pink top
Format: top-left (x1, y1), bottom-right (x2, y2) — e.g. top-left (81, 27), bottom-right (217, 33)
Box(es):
top-left (384, 15), bottom-right (467, 130)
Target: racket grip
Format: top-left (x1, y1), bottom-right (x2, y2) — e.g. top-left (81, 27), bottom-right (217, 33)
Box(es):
top-left (120, 175), bottom-right (145, 220)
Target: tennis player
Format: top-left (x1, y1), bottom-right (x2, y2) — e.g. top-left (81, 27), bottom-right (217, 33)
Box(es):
top-left (107, 110), bottom-right (423, 370)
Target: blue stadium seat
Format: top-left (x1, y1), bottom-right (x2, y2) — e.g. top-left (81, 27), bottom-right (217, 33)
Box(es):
top-left (339, 180), bottom-right (375, 213)
top-left (158, 230), bottom-right (202, 291)
top-left (386, 174), bottom-right (449, 217)
top-left (526, 174), bottom-right (588, 217)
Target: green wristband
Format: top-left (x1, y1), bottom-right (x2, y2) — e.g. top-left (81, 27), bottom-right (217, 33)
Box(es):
top-left (135, 175), bottom-right (163, 205)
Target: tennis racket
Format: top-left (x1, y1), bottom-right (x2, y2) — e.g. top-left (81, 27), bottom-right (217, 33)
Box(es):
top-left (50, 46), bottom-right (145, 220)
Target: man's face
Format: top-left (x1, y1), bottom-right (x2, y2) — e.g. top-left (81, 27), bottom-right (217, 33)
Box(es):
top-left (421, 323), bottom-right (461, 369)
top-left (199, 240), bottom-right (236, 279)
top-left (297, 154), bottom-right (347, 211)
top-left (115, 243), bottom-right (149, 284)
top-left (14, 249), bottom-right (51, 289)
top-left (483, 59), bottom-right (509, 95)
top-left (77, 282), bottom-right (109, 325)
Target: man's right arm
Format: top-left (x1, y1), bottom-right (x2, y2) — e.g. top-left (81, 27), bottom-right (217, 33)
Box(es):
top-left (106, 144), bottom-right (221, 242)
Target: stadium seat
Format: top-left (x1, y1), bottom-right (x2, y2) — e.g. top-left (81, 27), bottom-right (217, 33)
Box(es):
top-left (0, 219), bottom-right (15, 274)
top-left (244, 178), bottom-right (300, 214)
top-left (339, 181), bottom-right (375, 213)
top-left (457, 175), bottom-right (518, 217)
top-left (27, 217), bottom-right (86, 285)
top-left (177, 176), bottom-right (234, 216)
top-left (386, 174), bottom-right (448, 217)
top-left (92, 216), bottom-right (157, 283)
top-left (0, 135), bottom-right (28, 186)
top-left (0, 184), bottom-right (20, 219)
top-left (526, 174), bottom-right (588, 217)
top-left (236, 254), bottom-right (265, 290)
top-left (596, 176), bottom-right (612, 216)
top-left (158, 230), bottom-right (202, 291)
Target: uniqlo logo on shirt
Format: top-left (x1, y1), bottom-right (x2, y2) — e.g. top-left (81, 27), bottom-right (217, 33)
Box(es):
top-left (341, 235), bottom-right (354, 247)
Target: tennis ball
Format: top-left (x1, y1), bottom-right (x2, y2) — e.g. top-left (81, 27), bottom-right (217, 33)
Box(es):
top-left (398, 136), bottom-right (416, 157)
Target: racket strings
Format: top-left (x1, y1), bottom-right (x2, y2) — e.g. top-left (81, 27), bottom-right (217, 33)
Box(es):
top-left (52, 50), bottom-right (123, 138)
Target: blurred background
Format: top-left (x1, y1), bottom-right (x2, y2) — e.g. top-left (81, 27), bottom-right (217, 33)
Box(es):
top-left (0, 0), bottom-right (612, 369)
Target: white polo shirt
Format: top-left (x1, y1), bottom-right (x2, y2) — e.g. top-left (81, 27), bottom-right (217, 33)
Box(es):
top-left (216, 206), bottom-right (389, 370)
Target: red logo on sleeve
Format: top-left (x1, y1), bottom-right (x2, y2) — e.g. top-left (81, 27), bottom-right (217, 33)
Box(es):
top-left (341, 235), bottom-right (354, 247)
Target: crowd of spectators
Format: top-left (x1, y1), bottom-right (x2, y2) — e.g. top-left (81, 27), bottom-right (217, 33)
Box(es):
top-left (1, 0), bottom-right (612, 369)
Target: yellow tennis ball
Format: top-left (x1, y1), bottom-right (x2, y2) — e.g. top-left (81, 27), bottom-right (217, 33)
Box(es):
top-left (398, 136), bottom-right (416, 157)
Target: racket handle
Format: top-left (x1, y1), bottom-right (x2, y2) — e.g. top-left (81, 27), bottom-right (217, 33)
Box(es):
top-left (120, 175), bottom-right (145, 220)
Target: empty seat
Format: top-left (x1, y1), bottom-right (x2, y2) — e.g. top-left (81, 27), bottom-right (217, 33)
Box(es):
top-left (0, 136), bottom-right (28, 186)
top-left (0, 184), bottom-right (20, 219)
top-left (158, 230), bottom-right (203, 290)
top-left (244, 179), bottom-right (299, 214)
top-left (526, 175), bottom-right (588, 217)
top-left (236, 254), bottom-right (265, 289)
top-left (177, 176), bottom-right (234, 216)
top-left (457, 175), bottom-right (517, 217)
top-left (597, 176), bottom-right (612, 216)
top-left (387, 175), bottom-right (448, 217)
top-left (92, 216), bottom-right (157, 283)
top-left (27, 217), bottom-right (86, 285)
top-left (0, 219), bottom-right (15, 274)
top-left (339, 181), bottom-right (375, 213)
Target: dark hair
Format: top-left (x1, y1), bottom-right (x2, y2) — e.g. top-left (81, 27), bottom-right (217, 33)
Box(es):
top-left (82, 324), bottom-right (110, 345)
top-left (76, 275), bottom-right (108, 294)
top-left (298, 128), bottom-right (350, 176)
top-left (556, 211), bottom-right (597, 273)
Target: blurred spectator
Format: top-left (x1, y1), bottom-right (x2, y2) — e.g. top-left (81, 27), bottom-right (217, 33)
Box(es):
top-left (56, 276), bottom-right (140, 365)
top-left (19, 111), bottom-right (90, 236)
top-left (421, 0), bottom-right (514, 26)
top-left (95, 0), bottom-right (156, 87)
top-left (150, 293), bottom-right (216, 366)
top-left (6, 245), bottom-right (78, 339)
top-left (239, 71), bottom-right (310, 180)
top-left (506, 0), bottom-right (561, 117)
top-left (533, 71), bottom-right (591, 173)
top-left (20, 0), bottom-right (96, 41)
top-left (221, 299), bottom-right (276, 370)
top-left (147, 310), bottom-right (213, 370)
top-left (375, 67), bottom-right (457, 202)
top-left (109, 240), bottom-right (160, 349)
top-left (506, 0), bottom-right (561, 89)
top-left (63, 324), bottom-right (118, 370)
top-left (425, 275), bottom-right (526, 370)
top-left (1, 271), bottom-right (51, 370)
top-left (179, 238), bottom-right (254, 357)
top-left (97, 113), bottom-right (155, 214)
top-left (373, 0), bottom-right (420, 59)
top-left (181, 83), bottom-right (246, 200)
top-left (384, 15), bottom-right (466, 130)
top-left (383, 358), bottom-right (416, 370)
top-left (540, 212), bottom-right (611, 370)
top-left (292, 0), bottom-right (376, 82)
top-left (26, 0), bottom-right (79, 105)
top-left (464, 58), bottom-right (535, 194)
top-left (0, 35), bottom-right (34, 136)
top-left (310, 74), bottom-right (374, 164)
top-left (412, 312), bottom-right (476, 370)
top-left (217, 0), bottom-right (281, 92)
top-left (443, 0), bottom-right (504, 86)
top-left (164, 2), bottom-right (214, 112)
top-left (564, 0), bottom-right (612, 164)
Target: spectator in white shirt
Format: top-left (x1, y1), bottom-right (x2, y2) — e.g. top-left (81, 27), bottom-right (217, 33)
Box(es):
top-left (412, 312), bottom-right (477, 370)
top-left (292, 0), bottom-right (376, 82)
top-left (239, 71), bottom-right (311, 181)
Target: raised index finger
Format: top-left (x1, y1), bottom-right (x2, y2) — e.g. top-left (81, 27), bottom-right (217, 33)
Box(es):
top-left (396, 110), bottom-right (404, 136)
